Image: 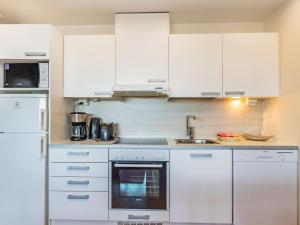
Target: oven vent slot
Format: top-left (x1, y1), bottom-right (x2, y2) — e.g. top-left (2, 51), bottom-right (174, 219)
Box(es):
top-left (118, 222), bottom-right (163, 225)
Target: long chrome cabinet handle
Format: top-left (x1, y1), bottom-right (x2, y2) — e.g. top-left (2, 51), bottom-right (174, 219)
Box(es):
top-left (67, 152), bottom-right (90, 156)
top-left (40, 136), bottom-right (47, 158)
top-left (114, 164), bottom-right (163, 168)
top-left (67, 166), bottom-right (90, 171)
top-left (67, 180), bottom-right (90, 185)
top-left (190, 153), bottom-right (213, 158)
top-left (25, 52), bottom-right (47, 57)
top-left (67, 195), bottom-right (89, 200)
top-left (41, 109), bottom-right (47, 131)
top-left (128, 215), bottom-right (150, 220)
top-left (225, 91), bottom-right (245, 96)
top-left (201, 92), bottom-right (221, 96)
top-left (148, 79), bottom-right (166, 83)
top-left (94, 91), bottom-right (112, 96)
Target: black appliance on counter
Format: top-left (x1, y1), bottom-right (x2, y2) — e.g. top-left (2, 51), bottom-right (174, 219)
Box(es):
top-left (70, 112), bottom-right (87, 141)
top-left (89, 117), bottom-right (101, 140)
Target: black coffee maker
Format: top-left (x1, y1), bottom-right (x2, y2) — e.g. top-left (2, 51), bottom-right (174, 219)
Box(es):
top-left (70, 112), bottom-right (87, 141)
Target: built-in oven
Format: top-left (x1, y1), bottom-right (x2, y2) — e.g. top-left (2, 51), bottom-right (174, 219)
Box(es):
top-left (111, 162), bottom-right (167, 210)
top-left (109, 147), bottom-right (170, 222)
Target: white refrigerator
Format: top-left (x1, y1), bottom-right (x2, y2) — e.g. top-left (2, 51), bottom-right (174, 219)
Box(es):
top-left (0, 94), bottom-right (48, 225)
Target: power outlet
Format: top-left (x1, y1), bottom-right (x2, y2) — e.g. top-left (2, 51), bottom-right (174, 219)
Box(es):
top-left (75, 99), bottom-right (89, 107)
top-left (246, 99), bottom-right (257, 106)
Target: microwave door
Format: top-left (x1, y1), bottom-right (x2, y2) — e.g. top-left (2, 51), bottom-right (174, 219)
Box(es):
top-left (0, 94), bottom-right (47, 133)
top-left (4, 63), bottom-right (39, 88)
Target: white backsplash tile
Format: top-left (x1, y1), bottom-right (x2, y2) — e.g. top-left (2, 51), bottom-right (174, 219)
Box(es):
top-left (77, 98), bottom-right (263, 139)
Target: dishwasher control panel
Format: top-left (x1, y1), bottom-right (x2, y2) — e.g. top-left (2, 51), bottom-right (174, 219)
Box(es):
top-left (234, 149), bottom-right (298, 162)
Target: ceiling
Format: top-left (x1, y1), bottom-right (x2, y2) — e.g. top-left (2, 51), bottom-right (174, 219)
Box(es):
top-left (0, 0), bottom-right (288, 25)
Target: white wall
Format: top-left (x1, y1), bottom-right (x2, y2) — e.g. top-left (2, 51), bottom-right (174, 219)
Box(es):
top-left (77, 98), bottom-right (263, 139)
top-left (56, 22), bottom-right (264, 35)
top-left (264, 0), bottom-right (300, 146)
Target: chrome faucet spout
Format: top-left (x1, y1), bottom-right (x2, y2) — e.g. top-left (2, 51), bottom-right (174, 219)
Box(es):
top-left (186, 115), bottom-right (196, 140)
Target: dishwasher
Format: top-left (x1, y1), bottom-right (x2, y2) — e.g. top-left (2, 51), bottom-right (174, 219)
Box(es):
top-left (233, 149), bottom-right (298, 225)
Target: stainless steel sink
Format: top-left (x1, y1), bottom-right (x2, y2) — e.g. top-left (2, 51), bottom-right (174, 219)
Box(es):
top-left (175, 139), bottom-right (220, 145)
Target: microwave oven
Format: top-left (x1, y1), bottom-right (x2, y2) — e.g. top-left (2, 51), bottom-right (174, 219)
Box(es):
top-left (4, 63), bottom-right (49, 88)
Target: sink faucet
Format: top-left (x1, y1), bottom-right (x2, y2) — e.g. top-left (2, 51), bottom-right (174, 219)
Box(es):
top-left (186, 115), bottom-right (196, 140)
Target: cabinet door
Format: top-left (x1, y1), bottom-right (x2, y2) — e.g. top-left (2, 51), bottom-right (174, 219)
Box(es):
top-left (169, 34), bottom-right (223, 97)
top-left (0, 133), bottom-right (46, 225)
top-left (115, 13), bottom-right (169, 86)
top-left (0, 24), bottom-right (50, 59)
top-left (64, 35), bottom-right (115, 97)
top-left (223, 33), bottom-right (279, 97)
top-left (170, 149), bottom-right (232, 224)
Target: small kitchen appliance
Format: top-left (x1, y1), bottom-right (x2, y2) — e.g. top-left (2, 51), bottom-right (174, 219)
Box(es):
top-left (3, 62), bottom-right (49, 88)
top-left (70, 112), bottom-right (87, 141)
top-left (100, 123), bottom-right (116, 141)
top-left (89, 117), bottom-right (101, 140)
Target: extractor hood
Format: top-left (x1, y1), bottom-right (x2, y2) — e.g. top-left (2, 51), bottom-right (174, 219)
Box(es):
top-left (112, 85), bottom-right (169, 97)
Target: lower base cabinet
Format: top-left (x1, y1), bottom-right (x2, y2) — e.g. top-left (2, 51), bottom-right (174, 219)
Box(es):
top-left (170, 149), bottom-right (232, 224)
top-left (49, 191), bottom-right (108, 221)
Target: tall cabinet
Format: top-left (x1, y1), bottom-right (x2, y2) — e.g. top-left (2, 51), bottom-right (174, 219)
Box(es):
top-left (115, 13), bottom-right (169, 86)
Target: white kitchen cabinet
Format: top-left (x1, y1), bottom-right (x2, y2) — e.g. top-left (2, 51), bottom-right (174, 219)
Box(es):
top-left (0, 24), bottom-right (50, 60)
top-left (49, 147), bottom-right (109, 222)
top-left (64, 35), bottom-right (115, 97)
top-left (115, 13), bottom-right (169, 86)
top-left (223, 33), bottom-right (279, 97)
top-left (170, 149), bottom-right (232, 224)
top-left (169, 34), bottom-right (223, 97)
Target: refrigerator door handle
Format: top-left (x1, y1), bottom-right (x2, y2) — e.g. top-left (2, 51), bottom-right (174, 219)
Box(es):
top-left (40, 136), bottom-right (47, 158)
top-left (41, 109), bottom-right (47, 131)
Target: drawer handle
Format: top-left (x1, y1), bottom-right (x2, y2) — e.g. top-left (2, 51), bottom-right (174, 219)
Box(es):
top-left (67, 152), bottom-right (90, 156)
top-left (148, 79), bottom-right (166, 83)
top-left (128, 215), bottom-right (150, 220)
top-left (201, 92), bottom-right (221, 96)
top-left (67, 180), bottom-right (90, 185)
top-left (190, 153), bottom-right (213, 158)
top-left (67, 166), bottom-right (90, 171)
top-left (225, 91), bottom-right (245, 96)
top-left (25, 52), bottom-right (47, 57)
top-left (67, 195), bottom-right (89, 200)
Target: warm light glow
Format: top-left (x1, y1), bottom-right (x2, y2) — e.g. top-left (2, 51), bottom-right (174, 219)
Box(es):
top-left (231, 99), bottom-right (242, 107)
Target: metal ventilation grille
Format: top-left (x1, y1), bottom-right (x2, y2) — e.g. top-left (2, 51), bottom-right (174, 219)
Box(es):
top-left (118, 222), bottom-right (163, 225)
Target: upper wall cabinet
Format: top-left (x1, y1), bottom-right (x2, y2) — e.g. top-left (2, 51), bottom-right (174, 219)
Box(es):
top-left (0, 25), bottom-right (50, 60)
top-left (169, 34), bottom-right (223, 97)
top-left (64, 35), bottom-right (115, 98)
top-left (223, 33), bottom-right (279, 97)
top-left (115, 13), bottom-right (169, 86)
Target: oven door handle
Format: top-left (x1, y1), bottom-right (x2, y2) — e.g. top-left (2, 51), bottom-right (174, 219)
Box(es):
top-left (114, 163), bottom-right (163, 168)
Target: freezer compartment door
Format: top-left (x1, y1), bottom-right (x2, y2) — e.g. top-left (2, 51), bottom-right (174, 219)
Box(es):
top-left (0, 133), bottom-right (46, 225)
top-left (0, 94), bottom-right (47, 132)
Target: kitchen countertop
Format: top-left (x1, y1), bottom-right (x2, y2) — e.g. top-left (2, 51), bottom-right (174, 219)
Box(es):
top-left (50, 139), bottom-right (299, 150)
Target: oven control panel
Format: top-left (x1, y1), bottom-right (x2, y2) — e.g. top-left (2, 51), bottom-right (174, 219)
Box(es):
top-left (109, 149), bottom-right (170, 161)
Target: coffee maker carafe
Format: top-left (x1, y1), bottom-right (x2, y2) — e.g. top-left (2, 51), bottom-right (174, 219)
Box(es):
top-left (70, 112), bottom-right (87, 141)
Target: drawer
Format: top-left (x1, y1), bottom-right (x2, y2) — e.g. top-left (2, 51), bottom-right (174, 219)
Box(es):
top-left (49, 191), bottom-right (108, 221)
top-left (50, 148), bottom-right (108, 163)
top-left (49, 177), bottom-right (108, 192)
top-left (49, 163), bottom-right (108, 177)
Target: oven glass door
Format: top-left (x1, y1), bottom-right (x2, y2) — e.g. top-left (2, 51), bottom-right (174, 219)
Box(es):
top-left (111, 162), bottom-right (167, 209)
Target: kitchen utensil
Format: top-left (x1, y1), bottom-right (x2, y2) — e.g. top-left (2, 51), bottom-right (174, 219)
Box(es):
top-left (100, 123), bottom-right (116, 141)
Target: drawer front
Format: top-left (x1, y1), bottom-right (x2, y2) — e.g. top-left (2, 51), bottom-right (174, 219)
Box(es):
top-left (50, 148), bottom-right (108, 163)
top-left (49, 177), bottom-right (108, 192)
top-left (49, 163), bottom-right (108, 177)
top-left (49, 191), bottom-right (108, 221)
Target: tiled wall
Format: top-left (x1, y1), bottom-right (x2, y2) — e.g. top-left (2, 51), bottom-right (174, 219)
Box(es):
top-left (78, 98), bottom-right (263, 139)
